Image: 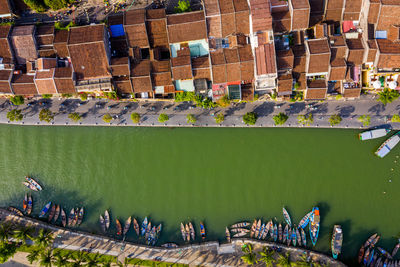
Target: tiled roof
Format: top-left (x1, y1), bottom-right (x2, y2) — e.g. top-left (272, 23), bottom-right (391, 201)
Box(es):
top-left (346, 38), bottom-right (364, 65)
top-left (111, 57), bottom-right (130, 76)
top-left (131, 60), bottom-right (151, 77)
top-left (172, 65), bottom-right (193, 80)
top-left (343, 88), bottom-right (361, 98)
top-left (219, 0), bottom-right (234, 13)
top-left (376, 39), bottom-right (400, 69)
top-left (305, 80), bottom-right (327, 99)
top-left (293, 54), bottom-right (306, 73)
top-left (255, 43), bottom-right (276, 75)
top-left (151, 60), bottom-right (170, 73)
top-left (0, 69), bottom-right (11, 81)
top-left (167, 11), bottom-right (207, 43)
top-left (291, 0), bottom-right (309, 9)
top-left (329, 58), bottom-right (346, 81)
top-left (343, 0), bottom-right (361, 20)
top-left (35, 69), bottom-right (57, 94)
top-left (0, 0), bottom-right (11, 16)
top-left (11, 73), bottom-right (38, 95)
top-left (277, 73), bottom-right (293, 95)
top-left (146, 9), bottom-right (166, 19)
top-left (307, 38), bottom-right (330, 54)
top-left (54, 67), bottom-right (73, 78)
top-left (152, 72), bottom-right (172, 86)
top-left (10, 25), bottom-right (37, 65)
top-left (35, 69), bottom-right (54, 80)
top-left (124, 9), bottom-right (146, 25)
top-left (221, 13), bottom-right (235, 37)
top-left (307, 79), bottom-right (327, 89)
top-left (68, 25), bottom-right (105, 45)
top-left (212, 64), bottom-right (227, 83)
top-left (240, 61), bottom-right (254, 81)
top-left (54, 30), bottom-right (68, 43)
top-left (272, 11), bottom-right (291, 33)
top-left (293, 72), bottom-right (306, 90)
top-left (276, 49), bottom-right (294, 70)
top-left (238, 45), bottom-right (253, 61)
top-left (206, 17), bottom-right (222, 38)
top-left (0, 26), bottom-right (12, 64)
top-left (204, 0), bottom-right (220, 16)
top-left (233, 0), bottom-right (249, 12)
top-left (191, 56), bottom-right (210, 69)
top-left (307, 53), bottom-right (330, 73)
top-left (124, 23), bottom-right (149, 47)
top-left (146, 18), bottom-right (168, 47)
top-left (37, 58), bottom-right (57, 70)
top-left (366, 40), bottom-right (377, 62)
top-left (131, 76), bottom-right (152, 92)
top-left (36, 24), bottom-right (54, 36)
top-left (224, 48), bottom-right (239, 63)
top-left (291, 8), bottom-right (310, 30)
top-left (0, 70), bottom-right (12, 93)
top-left (114, 78), bottom-right (133, 94)
top-left (211, 50), bottom-right (226, 65)
top-left (0, 25), bottom-right (10, 38)
top-left (248, 0), bottom-right (273, 32)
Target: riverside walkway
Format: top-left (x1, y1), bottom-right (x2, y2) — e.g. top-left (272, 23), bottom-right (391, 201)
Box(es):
top-left (0, 209), bottom-right (346, 267)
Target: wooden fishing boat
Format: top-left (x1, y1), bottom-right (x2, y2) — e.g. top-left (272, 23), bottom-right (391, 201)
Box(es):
top-left (273, 224), bottom-right (278, 242)
top-left (376, 132), bottom-right (400, 158)
top-left (39, 202), bottom-right (51, 218)
top-left (23, 194), bottom-right (27, 212)
top-left (262, 221), bottom-right (271, 240)
top-left (189, 222), bottom-right (195, 241)
top-left (363, 247), bottom-right (371, 266)
top-left (383, 258), bottom-right (389, 267)
top-left (22, 182), bottom-right (38, 191)
top-left (61, 208), bottom-right (67, 227)
top-left (309, 207), bottom-right (320, 246)
top-left (8, 206), bottom-right (23, 216)
top-left (200, 222), bottom-right (206, 240)
top-left (53, 205), bottom-right (60, 223)
top-left (278, 224), bottom-right (282, 243)
top-left (72, 208), bottom-right (79, 226)
top-left (48, 204), bottom-right (56, 222)
top-left (226, 227), bottom-right (231, 242)
top-left (358, 245), bottom-right (365, 264)
top-left (26, 195), bottom-right (32, 215)
top-left (258, 223), bottom-right (265, 239)
top-left (104, 210), bottom-right (110, 230)
top-left (378, 247), bottom-right (393, 259)
top-left (292, 228), bottom-right (297, 246)
top-left (375, 257), bottom-right (382, 267)
top-left (185, 224), bottom-right (190, 241)
top-left (250, 219), bottom-right (257, 238)
top-left (254, 220), bottom-right (261, 239)
top-left (371, 253), bottom-right (378, 267)
top-left (161, 243), bottom-right (178, 248)
top-left (99, 215), bottom-right (106, 233)
top-left (283, 224), bottom-right (288, 242)
top-left (283, 207), bottom-right (292, 226)
top-left (296, 228), bottom-right (301, 246)
top-left (287, 228), bottom-right (292, 246)
top-left (230, 222), bottom-right (250, 228)
top-left (141, 217), bottom-right (148, 236)
top-left (364, 233), bottom-right (378, 248)
top-left (145, 222), bottom-right (152, 240)
top-left (133, 218), bottom-right (140, 236)
top-left (269, 222), bottom-right (274, 240)
top-left (116, 219), bottom-right (122, 235)
top-left (156, 224), bottom-right (162, 236)
top-left (367, 249), bottom-right (375, 266)
top-left (231, 228), bottom-right (250, 233)
top-left (359, 128), bottom-right (390, 141)
top-left (301, 228), bottom-right (306, 247)
top-left (391, 240), bottom-right (400, 257)
top-left (180, 223), bottom-right (186, 241)
top-left (67, 208), bottom-right (75, 226)
top-left (123, 216), bottom-right (131, 236)
top-left (298, 211), bottom-right (312, 229)
top-left (77, 207), bottom-right (84, 226)
top-left (25, 176), bottom-right (43, 191)
top-left (148, 226), bottom-right (156, 245)
top-left (331, 225), bottom-right (343, 259)
top-left (371, 235), bottom-right (380, 247)
top-left (233, 231), bottom-right (247, 238)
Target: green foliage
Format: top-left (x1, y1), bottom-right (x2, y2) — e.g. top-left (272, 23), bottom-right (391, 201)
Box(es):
top-left (131, 113), bottom-right (140, 124)
top-left (294, 82), bottom-right (300, 89)
top-left (32, 229), bottom-right (54, 248)
top-left (329, 114), bottom-right (342, 126)
top-left (42, 94), bottom-right (53, 99)
top-left (243, 112), bottom-right (258, 125)
top-left (270, 92), bottom-right (277, 100)
top-left (254, 94), bottom-right (259, 101)
top-left (335, 94), bottom-right (343, 100)
top-left (103, 91), bottom-right (118, 100)
top-left (377, 88), bottom-right (400, 105)
top-left (297, 114), bottom-right (313, 126)
top-left (23, 0), bottom-right (47, 12)
top-left (196, 96), bottom-right (216, 109)
top-left (10, 95), bottom-right (24, 105)
top-left (186, 114), bottom-right (196, 124)
top-left (39, 249), bottom-right (53, 267)
top-left (258, 247), bottom-right (275, 267)
top-left (61, 93), bottom-right (72, 98)
top-left (291, 91), bottom-right (304, 102)
top-left (241, 244), bottom-right (257, 265)
top-left (38, 109), bottom-right (54, 123)
top-left (392, 114), bottom-right (400, 123)
top-left (54, 21), bottom-right (76, 30)
top-left (358, 115), bottom-right (371, 127)
top-left (276, 252), bottom-right (291, 267)
top-left (0, 242), bottom-right (17, 264)
top-left (158, 113), bottom-right (169, 123)
top-left (215, 113), bottom-right (224, 123)
top-left (102, 114), bottom-right (113, 123)
top-left (0, 223), bottom-right (13, 243)
top-left (217, 95), bottom-right (230, 108)
top-left (273, 112), bottom-right (289, 125)
top-left (7, 109), bottom-right (23, 122)
top-left (175, 92), bottom-right (195, 102)
top-left (68, 112), bottom-right (81, 122)
top-left (174, 0), bottom-right (191, 13)
top-left (52, 251), bottom-right (69, 267)
top-left (44, 0), bottom-right (69, 10)
top-left (26, 248), bottom-right (41, 264)
top-left (13, 227), bottom-right (33, 245)
top-left (79, 92), bottom-right (88, 101)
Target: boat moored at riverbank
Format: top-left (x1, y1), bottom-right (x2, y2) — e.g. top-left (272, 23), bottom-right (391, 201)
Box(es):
top-left (331, 225), bottom-right (343, 259)
top-left (359, 128), bottom-right (390, 141)
top-left (309, 207), bottom-right (320, 247)
top-left (376, 132), bottom-right (400, 158)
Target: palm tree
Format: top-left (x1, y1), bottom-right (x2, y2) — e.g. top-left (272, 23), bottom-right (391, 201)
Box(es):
top-left (85, 252), bottom-right (101, 267)
top-left (71, 250), bottom-right (88, 267)
top-left (39, 249), bottom-right (54, 267)
top-left (277, 252), bottom-right (291, 267)
top-left (33, 229), bottom-right (54, 248)
top-left (258, 247), bottom-right (275, 267)
top-left (114, 257), bottom-right (129, 267)
top-left (13, 226), bottom-right (33, 245)
top-left (52, 251), bottom-right (70, 267)
top-left (26, 248), bottom-right (41, 264)
top-left (99, 256), bottom-right (113, 267)
top-left (241, 243), bottom-right (258, 265)
top-left (0, 223), bottom-right (14, 243)
top-left (295, 254), bottom-right (312, 267)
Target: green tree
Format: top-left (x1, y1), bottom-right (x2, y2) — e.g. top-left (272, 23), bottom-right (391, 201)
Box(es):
top-left (80, 92), bottom-right (88, 101)
top-left (158, 113), bottom-right (169, 123)
top-left (392, 114), bottom-right (400, 123)
top-left (358, 115), bottom-right (371, 127)
top-left (329, 114), bottom-right (342, 126)
top-left (71, 250), bottom-right (87, 267)
top-left (297, 114), bottom-right (313, 126)
top-left (13, 226), bottom-right (33, 245)
top-left (44, 0), bottom-right (69, 10)
top-left (99, 256), bottom-right (113, 267)
top-left (10, 95), bottom-right (24, 105)
top-left (243, 112), bottom-right (258, 125)
top-left (174, 0), bottom-right (191, 13)
top-left (23, 0), bottom-right (47, 12)
top-left (377, 88), bottom-right (400, 105)
top-left (276, 252), bottom-right (291, 267)
top-left (130, 113), bottom-right (140, 124)
top-left (42, 94), bottom-right (53, 99)
top-left (258, 247), bottom-right (275, 267)
top-left (0, 223), bottom-right (14, 243)
top-left (215, 113), bottom-right (224, 123)
top-left (39, 249), bottom-right (54, 267)
top-left (39, 109), bottom-right (54, 123)
top-left (0, 242), bottom-right (17, 264)
top-left (6, 109), bottom-right (23, 122)
top-left (26, 247), bottom-right (41, 264)
top-left (241, 243), bottom-right (257, 265)
top-left (295, 254), bottom-right (312, 267)
top-left (217, 95), bottom-right (230, 108)
top-left (32, 229), bottom-right (54, 248)
top-left (186, 114), bottom-right (196, 124)
top-left (102, 114), bottom-right (113, 123)
top-left (85, 252), bottom-right (101, 267)
top-left (273, 112), bottom-right (289, 125)
top-left (52, 251), bottom-right (69, 267)
top-left (68, 112), bottom-right (82, 122)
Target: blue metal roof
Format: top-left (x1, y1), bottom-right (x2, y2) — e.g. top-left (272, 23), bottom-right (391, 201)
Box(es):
top-left (109, 24), bottom-right (125, 37)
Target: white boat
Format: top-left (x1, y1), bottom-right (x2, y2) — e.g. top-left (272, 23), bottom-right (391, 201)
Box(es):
top-left (359, 129), bottom-right (390, 141)
top-left (25, 177), bottom-right (42, 191)
top-left (375, 132), bottom-right (400, 158)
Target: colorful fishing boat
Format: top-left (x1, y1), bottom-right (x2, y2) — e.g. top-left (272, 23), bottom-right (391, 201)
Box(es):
top-left (363, 247), bottom-right (371, 266)
top-left (99, 215), bottom-right (106, 232)
top-left (116, 219), bottom-right (122, 235)
top-left (309, 207), bottom-right (320, 246)
top-left (77, 207), bottom-right (84, 226)
top-left (180, 223), bottom-right (186, 241)
top-left (375, 132), bottom-right (400, 158)
top-left (67, 208), bottom-right (75, 226)
top-left (292, 228), bottom-right (297, 246)
top-left (123, 216), bottom-right (131, 236)
top-left (72, 208), bottom-right (79, 226)
top-left (104, 210), bottom-right (110, 230)
top-left (296, 228), bottom-right (301, 246)
top-left (364, 234), bottom-right (378, 248)
top-left (331, 225), bottom-right (343, 259)
top-left (8, 207), bottom-right (23, 216)
top-left (269, 222), bottom-right (274, 240)
top-left (283, 207), bottom-right (292, 226)
top-left (298, 211), bottom-right (312, 229)
top-left (283, 224), bottom-right (288, 242)
top-left (233, 232), bottom-right (247, 238)
top-left (231, 228), bottom-right (249, 233)
top-left (200, 222), bottom-right (206, 240)
top-left (358, 246), bottom-right (365, 264)
top-left (278, 224), bottom-right (282, 243)
top-left (189, 222), bottom-right (195, 241)
top-left (287, 228), bottom-right (292, 246)
top-left (226, 227), bottom-right (231, 242)
top-left (48, 204), bottom-right (56, 222)
top-left (371, 235), bottom-right (380, 247)
top-left (258, 223), bottom-right (265, 239)
top-left (141, 217), bottom-right (148, 236)
top-left (53, 205), bottom-right (60, 223)
top-left (133, 218), bottom-right (139, 236)
top-left (39, 202), bottom-right (51, 218)
top-left (231, 222), bottom-right (250, 228)
top-left (391, 239), bottom-right (400, 257)
top-left (25, 176), bottom-right (43, 191)
top-left (375, 257), bottom-right (382, 267)
top-left (22, 182), bottom-right (38, 191)
top-left (156, 224), bottom-right (162, 236)
top-left (26, 195), bottom-right (32, 215)
top-left (359, 128), bottom-right (390, 141)
top-left (145, 222), bottom-right (152, 240)
top-left (273, 224), bottom-right (278, 242)
top-left (61, 208), bottom-right (67, 227)
top-left (262, 221), bottom-right (272, 239)
top-left (161, 243), bottom-right (178, 248)
top-left (367, 249), bottom-right (375, 266)
top-left (301, 228), bottom-right (306, 246)
top-left (250, 219), bottom-right (257, 238)
top-left (254, 220), bottom-right (261, 239)
top-left (378, 247), bottom-right (393, 259)
top-left (23, 194), bottom-right (28, 212)
top-left (185, 224), bottom-right (190, 241)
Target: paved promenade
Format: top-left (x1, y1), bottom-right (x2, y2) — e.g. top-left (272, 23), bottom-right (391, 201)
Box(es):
top-left (0, 96), bottom-right (399, 129)
top-left (0, 209), bottom-right (346, 267)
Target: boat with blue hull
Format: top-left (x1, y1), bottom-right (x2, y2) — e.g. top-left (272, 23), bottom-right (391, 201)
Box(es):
top-left (359, 128), bottom-right (390, 141)
top-left (376, 132), bottom-right (400, 158)
top-left (141, 217), bottom-right (148, 236)
top-left (39, 202), bottom-right (51, 218)
top-left (298, 211), bottom-right (312, 229)
top-left (273, 224), bottom-right (278, 242)
top-left (331, 225), bottom-right (343, 259)
top-left (309, 207), bottom-right (320, 246)
top-left (282, 207), bottom-right (292, 226)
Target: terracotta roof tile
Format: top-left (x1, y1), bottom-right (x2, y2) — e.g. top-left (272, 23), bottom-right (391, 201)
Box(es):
top-left (277, 73), bottom-right (293, 95)
top-left (146, 19), bottom-right (168, 47)
top-left (305, 80), bottom-right (327, 99)
top-left (219, 0), bottom-right (235, 14)
top-left (291, 8), bottom-right (310, 30)
top-left (114, 78), bottom-right (133, 94)
top-left (151, 60), bottom-right (171, 73)
top-left (54, 30), bottom-right (68, 43)
top-left (191, 56), bottom-right (210, 69)
top-left (293, 72), bottom-right (306, 90)
top-left (131, 76), bottom-right (152, 92)
top-left (152, 72), bottom-right (172, 86)
top-left (167, 19), bottom-right (207, 43)
top-left (238, 45), bottom-right (253, 62)
top-left (343, 88), bottom-right (361, 98)
top-left (212, 65), bottom-right (227, 83)
top-left (235, 11), bottom-right (250, 35)
top-left (54, 67), bottom-right (73, 78)
top-left (68, 25), bottom-right (105, 44)
top-left (146, 9), bottom-right (166, 19)
top-left (346, 38), bottom-right (364, 65)
top-left (193, 68), bottom-right (211, 79)
top-left (329, 58), bottom-right (346, 81)
top-left (124, 9), bottom-right (146, 25)
top-left (308, 53), bottom-right (330, 73)
top-left (240, 61), bottom-right (254, 81)
top-left (125, 24), bottom-right (149, 47)
top-left (35, 69), bottom-right (57, 94)
top-left (0, 25), bottom-right (10, 39)
top-left (255, 43), bottom-right (276, 75)
top-left (226, 62), bottom-right (241, 82)
top-left (293, 55), bottom-right (306, 73)
top-left (0, 26), bottom-right (12, 64)
top-left (111, 57), bottom-right (130, 76)
top-left (206, 17), bottom-right (222, 38)
top-left (171, 54), bottom-right (191, 67)
top-left (211, 50), bottom-right (226, 65)
top-left (376, 39), bottom-right (400, 68)
top-left (172, 65), bottom-right (193, 80)
top-left (272, 11), bottom-right (291, 33)
top-left (276, 49), bottom-right (294, 70)
top-left (249, 0), bottom-right (273, 32)
top-left (36, 24), bottom-right (54, 36)
top-left (12, 73), bottom-right (38, 95)
top-left (10, 25), bottom-right (37, 65)
top-left (0, 69), bottom-right (11, 81)
top-left (307, 38), bottom-right (330, 54)
top-left (221, 13), bottom-right (236, 37)
top-left (0, 0), bottom-right (11, 16)
top-left (204, 0), bottom-right (220, 16)
top-left (224, 48), bottom-right (239, 63)
top-left (131, 60), bottom-right (151, 77)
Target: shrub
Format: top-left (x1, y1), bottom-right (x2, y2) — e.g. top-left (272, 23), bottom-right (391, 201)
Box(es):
top-left (102, 114), bottom-right (112, 123)
top-left (215, 114), bottom-right (224, 123)
top-left (186, 114), bottom-right (196, 124)
top-left (131, 113), bottom-right (140, 124)
top-left (39, 109), bottom-right (54, 123)
top-left (392, 114), bottom-right (400, 123)
top-left (243, 112), bottom-right (257, 125)
top-left (10, 96), bottom-right (24, 105)
top-left (61, 94), bottom-right (72, 98)
top-left (23, 0), bottom-right (47, 12)
top-left (103, 91), bottom-right (118, 100)
top-left (270, 93), bottom-right (277, 100)
top-left (44, 0), bottom-right (69, 10)
top-left (54, 21), bottom-right (76, 30)
top-left (174, 0), bottom-right (191, 13)
top-left (158, 113), bottom-right (169, 123)
top-left (329, 114), bottom-right (342, 126)
top-left (42, 94), bottom-right (52, 99)
top-left (68, 112), bottom-right (81, 122)
top-left (335, 94), bottom-right (343, 100)
top-left (358, 115), bottom-right (371, 127)
top-left (175, 92), bottom-right (195, 102)
top-left (297, 114), bottom-right (313, 126)
top-left (0, 242), bottom-right (17, 263)
top-left (79, 93), bottom-right (88, 101)
top-left (273, 112), bottom-right (289, 125)
top-left (7, 109), bottom-right (23, 122)
top-left (217, 95), bottom-right (230, 108)
top-left (377, 88), bottom-right (399, 105)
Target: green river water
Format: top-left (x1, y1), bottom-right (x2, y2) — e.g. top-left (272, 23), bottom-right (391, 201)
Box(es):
top-left (0, 125), bottom-right (399, 265)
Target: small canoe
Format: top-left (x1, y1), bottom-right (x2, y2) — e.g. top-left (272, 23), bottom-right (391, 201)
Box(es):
top-left (48, 204), bottom-right (56, 222)
top-left (375, 257), bottom-right (382, 267)
top-left (358, 246), bottom-right (365, 264)
top-left (231, 228), bottom-right (249, 233)
top-left (287, 228), bottom-right (292, 246)
top-left (258, 223), bottom-right (265, 239)
top-left (133, 218), bottom-right (140, 236)
top-left (331, 225), bottom-right (343, 259)
top-left (99, 215), bottom-right (106, 233)
top-left (226, 227), bottom-right (231, 242)
top-left (371, 253), bottom-right (378, 267)
top-left (363, 247), bottom-right (371, 266)
top-left (296, 228), bottom-right (301, 246)
top-left (383, 258), bottom-right (389, 267)
top-left (116, 219), bottom-right (122, 235)
top-left (8, 206), bottom-right (23, 216)
top-left (292, 228), bottom-right (297, 246)
top-left (298, 211), bottom-right (312, 229)
top-left (61, 208), bottom-right (67, 227)
top-left (53, 205), bottom-right (60, 223)
top-left (25, 176), bottom-right (43, 191)
top-left (367, 249), bottom-right (375, 266)
top-left (180, 223), bottom-right (186, 241)
top-left (359, 128), bottom-right (390, 141)
top-left (200, 222), bottom-right (206, 240)
top-left (230, 222), bottom-right (250, 228)
top-left (39, 202), bottom-right (51, 218)
top-left (250, 219), bottom-right (257, 238)
top-left (301, 228), bottom-right (306, 247)
top-left (278, 224), bottom-right (282, 243)
top-left (254, 220), bottom-right (261, 239)
top-left (283, 224), bottom-right (288, 242)
top-left (371, 235), bottom-right (380, 247)
top-left (156, 224), bottom-right (162, 235)
top-left (233, 231), bottom-right (247, 238)
top-left (141, 217), bottom-right (148, 236)
top-left (273, 224), bottom-right (278, 242)
top-left (22, 182), bottom-right (38, 191)
top-left (77, 207), bottom-right (84, 226)
top-left (23, 194), bottom-right (27, 212)
top-left (262, 220), bottom-right (271, 239)
top-left (104, 210), bottom-right (110, 230)
top-left (269, 222), bottom-right (274, 240)
top-left (26, 195), bottom-right (32, 215)
top-left (123, 216), bottom-right (131, 236)
top-left (161, 243), bottom-right (178, 248)
top-left (364, 234), bottom-right (378, 248)
top-left (67, 208), bottom-right (75, 226)
top-left (283, 207), bottom-right (292, 226)
top-left (189, 222), bottom-right (195, 241)
top-left (378, 247), bottom-right (393, 259)
top-left (72, 208), bottom-right (79, 226)
top-left (391, 240), bottom-right (400, 257)
top-left (185, 224), bottom-right (190, 241)
top-left (145, 222), bottom-right (152, 240)
top-left (309, 207), bottom-right (320, 246)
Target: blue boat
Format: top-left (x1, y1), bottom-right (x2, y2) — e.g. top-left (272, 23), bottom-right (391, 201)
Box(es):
top-left (291, 228), bottom-right (297, 246)
top-left (367, 249), bottom-right (375, 266)
top-left (39, 202), bottom-right (51, 218)
top-left (298, 211), bottom-right (312, 229)
top-left (273, 224), bottom-right (278, 242)
top-left (377, 247), bottom-right (393, 259)
top-left (141, 217), bottom-right (148, 236)
top-left (309, 207), bottom-right (320, 246)
top-left (258, 223), bottom-right (265, 239)
top-left (282, 207), bottom-right (292, 226)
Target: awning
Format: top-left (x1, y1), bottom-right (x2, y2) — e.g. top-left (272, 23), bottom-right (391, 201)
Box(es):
top-left (389, 81), bottom-right (398, 90)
